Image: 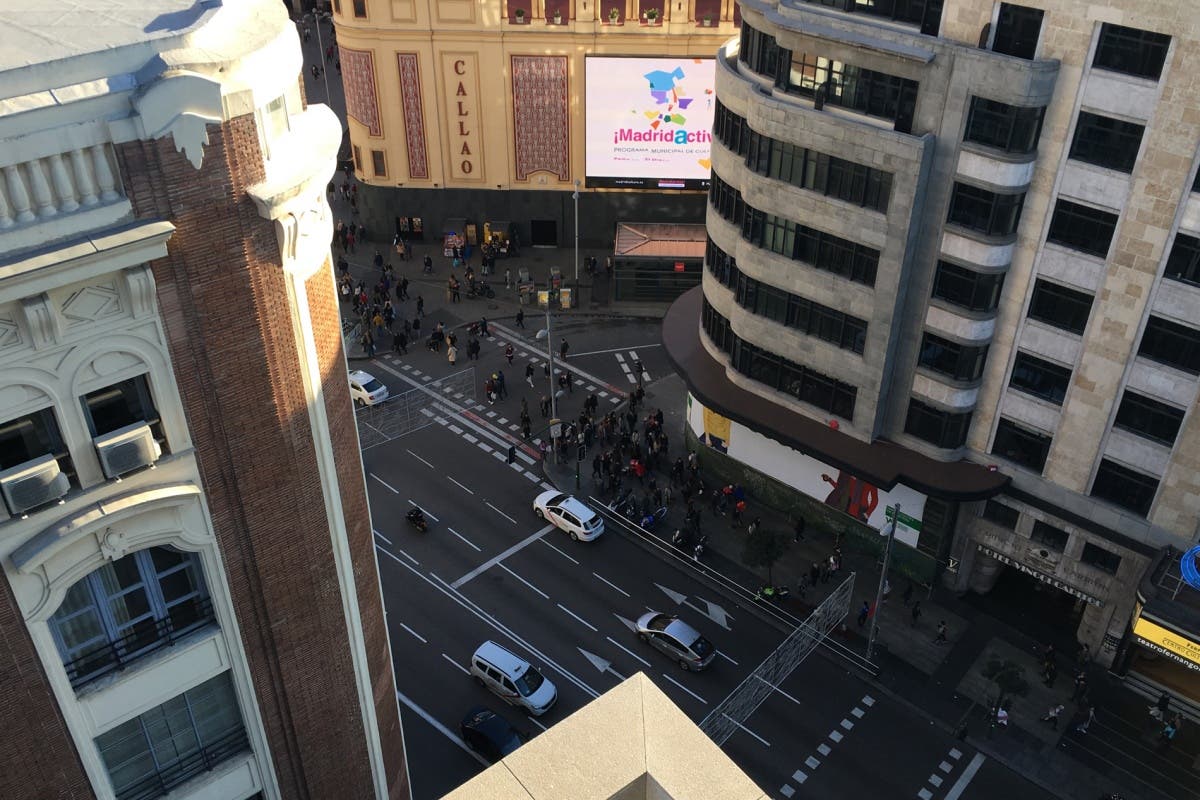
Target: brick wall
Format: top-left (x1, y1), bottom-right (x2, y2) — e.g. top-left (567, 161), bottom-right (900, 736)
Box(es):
top-left (115, 115), bottom-right (391, 798)
top-left (0, 578), bottom-right (94, 800)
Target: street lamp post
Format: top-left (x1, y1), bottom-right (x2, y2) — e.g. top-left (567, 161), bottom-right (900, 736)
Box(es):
top-left (536, 310), bottom-right (563, 463)
top-left (311, 10), bottom-right (334, 111)
top-left (865, 504), bottom-right (899, 663)
top-left (572, 179), bottom-right (580, 285)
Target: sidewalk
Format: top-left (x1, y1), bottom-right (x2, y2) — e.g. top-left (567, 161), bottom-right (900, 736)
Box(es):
top-left (540, 372), bottom-right (1199, 800)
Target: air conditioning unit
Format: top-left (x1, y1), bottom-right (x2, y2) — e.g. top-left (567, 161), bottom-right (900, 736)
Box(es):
top-left (94, 422), bottom-right (162, 479)
top-left (0, 454), bottom-right (70, 515)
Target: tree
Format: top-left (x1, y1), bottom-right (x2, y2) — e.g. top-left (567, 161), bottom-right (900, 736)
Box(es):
top-left (741, 526), bottom-right (790, 584)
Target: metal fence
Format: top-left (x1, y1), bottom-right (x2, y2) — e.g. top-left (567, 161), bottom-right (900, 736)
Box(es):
top-left (355, 367), bottom-right (477, 449)
top-left (699, 573), bottom-right (855, 747)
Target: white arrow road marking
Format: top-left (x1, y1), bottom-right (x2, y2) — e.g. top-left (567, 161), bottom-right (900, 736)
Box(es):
top-left (577, 647), bottom-right (629, 681)
top-left (613, 613), bottom-right (640, 633)
top-left (655, 584), bottom-right (733, 630)
top-left (697, 597), bottom-right (734, 629)
top-left (655, 583), bottom-right (688, 605)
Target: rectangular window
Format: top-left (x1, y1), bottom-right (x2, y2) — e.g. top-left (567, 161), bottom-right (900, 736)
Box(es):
top-left (1046, 198), bottom-right (1118, 257)
top-left (1091, 458), bottom-right (1158, 516)
top-left (1081, 542), bottom-right (1123, 573)
top-left (918, 333), bottom-right (988, 381)
top-left (371, 150), bottom-right (387, 177)
top-left (991, 417), bottom-right (1051, 472)
top-left (1030, 520), bottom-right (1069, 552)
top-left (352, 145), bottom-right (362, 172)
top-left (1164, 232), bottom-right (1200, 286)
top-left (931, 260), bottom-right (1005, 312)
top-left (1093, 23), bottom-right (1171, 81)
top-left (946, 182), bottom-right (1025, 237)
top-left (981, 499), bottom-right (1020, 529)
top-left (1009, 352), bottom-right (1072, 405)
top-left (0, 408), bottom-right (72, 474)
top-left (739, 24), bottom-right (781, 78)
top-left (904, 399), bottom-right (972, 449)
top-left (81, 375), bottom-right (163, 441)
top-left (782, 53), bottom-right (919, 131)
top-left (732, 338), bottom-right (857, 419)
top-left (1138, 316), bottom-right (1200, 375)
top-left (96, 673), bottom-right (248, 800)
top-left (1068, 112), bottom-right (1144, 173)
top-left (1027, 278), bottom-right (1093, 335)
top-left (963, 97), bottom-right (1045, 154)
top-left (353, 0), bottom-right (368, 17)
top-left (992, 3), bottom-right (1044, 60)
top-left (1114, 391), bottom-right (1184, 446)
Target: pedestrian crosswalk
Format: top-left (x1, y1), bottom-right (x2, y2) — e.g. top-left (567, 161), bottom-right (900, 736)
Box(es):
top-left (614, 350), bottom-right (651, 384)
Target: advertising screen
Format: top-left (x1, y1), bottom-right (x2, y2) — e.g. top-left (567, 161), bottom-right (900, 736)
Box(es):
top-left (584, 56), bottom-right (715, 190)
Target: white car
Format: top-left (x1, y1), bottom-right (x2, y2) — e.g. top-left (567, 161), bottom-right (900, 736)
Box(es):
top-left (533, 490), bottom-right (604, 541)
top-left (349, 370), bottom-right (388, 406)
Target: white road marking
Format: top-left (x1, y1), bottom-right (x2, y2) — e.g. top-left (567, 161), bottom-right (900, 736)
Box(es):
top-left (929, 775), bottom-right (943, 787)
top-left (721, 714), bottom-right (769, 747)
top-left (523, 472), bottom-right (540, 483)
top-left (918, 790), bottom-right (933, 800)
top-left (805, 756), bottom-right (820, 769)
top-left (944, 753), bottom-right (985, 800)
top-left (448, 476), bottom-right (474, 494)
top-left (369, 473), bottom-right (399, 494)
top-left (529, 717), bottom-right (548, 732)
top-left (487, 502), bottom-right (517, 525)
top-left (939, 760), bottom-right (952, 773)
top-left (540, 482), bottom-right (555, 491)
top-left (500, 563), bottom-right (550, 599)
top-left (399, 623), bottom-right (427, 643)
top-left (557, 602), bottom-right (598, 632)
top-left (440, 653), bottom-right (469, 676)
top-left (840, 719), bottom-right (854, 730)
top-left (780, 784), bottom-right (795, 797)
top-left (851, 707), bottom-right (865, 718)
top-left (406, 449), bottom-right (434, 469)
top-left (373, 529), bottom-right (392, 545)
top-left (406, 499), bottom-right (439, 521)
top-left (479, 443), bottom-right (493, 453)
top-left (570, 343), bottom-right (662, 357)
top-left (447, 527), bottom-right (481, 552)
top-left (862, 694), bottom-right (875, 706)
top-left (605, 636), bottom-right (652, 668)
top-left (395, 690), bottom-right (487, 767)
top-left (717, 651), bottom-right (739, 666)
top-left (949, 748), bottom-right (963, 760)
top-left (448, 424), bottom-right (463, 434)
top-left (817, 743), bottom-right (831, 756)
top-left (659, 673), bottom-right (707, 705)
top-left (451, 525), bottom-right (553, 587)
top-left (829, 730), bottom-right (843, 743)
top-left (462, 433), bottom-right (478, 443)
top-left (792, 769), bottom-right (808, 784)
top-left (592, 572), bottom-right (630, 597)
top-left (539, 538), bottom-right (580, 564)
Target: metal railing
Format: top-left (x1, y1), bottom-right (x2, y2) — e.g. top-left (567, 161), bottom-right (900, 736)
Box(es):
top-left (116, 726), bottom-right (249, 800)
top-left (355, 367), bottom-right (477, 449)
top-left (64, 597), bottom-right (216, 689)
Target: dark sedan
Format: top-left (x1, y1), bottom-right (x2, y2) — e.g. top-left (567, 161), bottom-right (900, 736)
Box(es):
top-left (460, 706), bottom-right (527, 763)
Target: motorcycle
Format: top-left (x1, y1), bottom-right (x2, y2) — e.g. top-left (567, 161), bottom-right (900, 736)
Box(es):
top-left (756, 584), bottom-right (791, 603)
top-left (468, 280), bottom-right (496, 299)
top-left (692, 534), bottom-right (709, 562)
top-left (406, 508), bottom-right (428, 532)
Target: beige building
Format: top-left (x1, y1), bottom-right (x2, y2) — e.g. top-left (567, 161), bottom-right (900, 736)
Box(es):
top-left (659, 0), bottom-right (1200, 706)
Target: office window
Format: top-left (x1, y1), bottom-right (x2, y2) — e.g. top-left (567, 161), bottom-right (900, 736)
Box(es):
top-left (963, 97), bottom-right (1045, 154)
top-left (1080, 541), bottom-right (1123, 573)
top-left (918, 332), bottom-right (988, 381)
top-left (1093, 23), bottom-right (1171, 81)
top-left (701, 299), bottom-right (735, 354)
top-left (946, 183), bottom-right (1025, 237)
top-left (1009, 352), bottom-right (1072, 405)
top-left (904, 399), bottom-right (972, 448)
top-left (851, 0), bottom-right (944, 34)
top-left (981, 499), bottom-right (1020, 529)
top-left (1091, 459), bottom-right (1158, 516)
top-left (1138, 316), bottom-right (1200, 375)
top-left (371, 150), bottom-right (387, 177)
top-left (780, 53), bottom-right (919, 132)
top-left (1046, 199), bottom-right (1118, 257)
top-left (1030, 520), bottom-right (1069, 552)
top-left (0, 407), bottom-right (73, 476)
top-left (1068, 112), bottom-right (1144, 173)
top-left (739, 24), bottom-right (781, 78)
top-left (705, 238), bottom-right (739, 288)
top-left (991, 417), bottom-right (1052, 472)
top-left (1114, 391), bottom-right (1184, 446)
top-left (736, 275), bottom-right (868, 353)
top-left (713, 101), bottom-right (751, 158)
top-left (1027, 279), bottom-right (1093, 335)
top-left (353, 0), bottom-right (368, 17)
top-left (48, 547), bottom-right (211, 688)
top-left (1164, 232), bottom-right (1200, 286)
top-left (82, 375), bottom-right (162, 439)
top-left (745, 134), bottom-right (893, 212)
top-left (96, 673), bottom-right (248, 800)
top-left (731, 339), bottom-right (857, 418)
top-left (992, 4), bottom-right (1044, 59)
top-left (931, 260), bottom-right (1004, 312)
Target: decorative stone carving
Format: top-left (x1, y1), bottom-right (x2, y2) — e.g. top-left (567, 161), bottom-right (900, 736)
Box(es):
top-left (61, 283), bottom-right (123, 327)
top-left (98, 527), bottom-right (131, 561)
top-left (511, 56), bottom-right (570, 181)
top-left (122, 265), bottom-right (158, 318)
top-left (27, 158), bottom-right (56, 218)
top-left (48, 154), bottom-right (79, 212)
top-left (396, 54), bottom-right (429, 180)
top-left (4, 164), bottom-right (35, 223)
top-left (19, 294), bottom-right (60, 349)
top-left (70, 148), bottom-right (99, 206)
top-left (0, 314), bottom-right (22, 351)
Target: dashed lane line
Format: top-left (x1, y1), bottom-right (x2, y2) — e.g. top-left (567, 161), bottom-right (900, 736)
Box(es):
top-left (446, 527), bottom-right (481, 552)
top-left (499, 563), bottom-right (549, 599)
top-left (399, 623), bottom-right (427, 643)
top-left (447, 476), bottom-right (474, 494)
top-left (370, 473), bottom-right (399, 494)
top-left (396, 690), bottom-right (487, 768)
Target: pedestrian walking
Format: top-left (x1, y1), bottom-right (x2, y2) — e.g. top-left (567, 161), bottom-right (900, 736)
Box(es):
top-left (731, 498), bottom-right (746, 527)
top-left (1071, 671), bottom-right (1089, 702)
top-left (525, 362), bottom-right (535, 388)
top-left (560, 339), bottom-right (569, 360)
top-left (399, 277), bottom-right (409, 300)
top-left (416, 296), bottom-right (424, 317)
top-left (857, 601), bottom-right (870, 628)
top-left (746, 517), bottom-right (761, 538)
top-left (447, 344), bottom-right (458, 365)
top-left (793, 516), bottom-right (806, 542)
top-left (522, 418), bottom-right (532, 440)
top-left (540, 395), bottom-right (550, 418)
top-left (910, 600), bottom-right (922, 627)
top-left (934, 620), bottom-right (948, 645)
top-left (515, 308), bottom-right (525, 328)
top-left (506, 344), bottom-right (514, 365)
top-left (1075, 705), bottom-right (1096, 734)
top-left (1040, 704), bottom-right (1065, 730)
top-left (392, 331), bottom-right (408, 355)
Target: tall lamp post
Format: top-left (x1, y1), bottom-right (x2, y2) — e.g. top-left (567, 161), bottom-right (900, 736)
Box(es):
top-left (311, 9), bottom-right (334, 111)
top-left (536, 310), bottom-right (565, 462)
top-left (572, 179), bottom-right (581, 285)
top-left (866, 504), bottom-right (900, 662)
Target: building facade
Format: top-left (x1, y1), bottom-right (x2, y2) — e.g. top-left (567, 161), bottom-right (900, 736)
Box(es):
top-left (331, 0), bottom-right (737, 247)
top-left (665, 0), bottom-right (1200, 689)
top-left (0, 2), bottom-right (408, 798)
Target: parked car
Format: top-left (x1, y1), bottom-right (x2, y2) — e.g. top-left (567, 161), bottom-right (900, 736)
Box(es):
top-left (635, 612), bottom-right (716, 671)
top-left (459, 706), bottom-right (526, 763)
top-left (532, 490), bottom-right (604, 541)
top-left (469, 640), bottom-right (558, 716)
top-left (349, 370), bottom-right (388, 406)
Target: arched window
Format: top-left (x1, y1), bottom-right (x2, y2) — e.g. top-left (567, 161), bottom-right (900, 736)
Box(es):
top-left (49, 547), bottom-right (213, 688)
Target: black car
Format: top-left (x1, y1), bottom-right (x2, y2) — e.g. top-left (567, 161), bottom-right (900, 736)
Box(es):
top-left (460, 706), bottom-right (526, 763)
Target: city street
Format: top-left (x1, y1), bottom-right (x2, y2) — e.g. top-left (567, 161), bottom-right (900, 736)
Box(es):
top-left (356, 312), bottom-right (1058, 800)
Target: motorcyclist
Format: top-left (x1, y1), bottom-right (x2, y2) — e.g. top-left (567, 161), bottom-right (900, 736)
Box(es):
top-left (406, 507), bottom-right (426, 525)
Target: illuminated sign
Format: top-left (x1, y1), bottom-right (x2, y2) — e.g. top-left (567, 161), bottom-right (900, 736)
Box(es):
top-left (1132, 614), bottom-right (1200, 671)
top-left (584, 56), bottom-right (715, 190)
top-left (976, 545), bottom-right (1103, 606)
top-left (1182, 545), bottom-right (1200, 590)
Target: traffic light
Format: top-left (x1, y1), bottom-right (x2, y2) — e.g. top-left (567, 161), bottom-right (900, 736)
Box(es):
top-left (507, 445), bottom-right (516, 464)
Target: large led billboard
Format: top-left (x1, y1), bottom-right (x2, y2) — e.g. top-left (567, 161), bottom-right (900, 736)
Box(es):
top-left (584, 56), bottom-right (715, 190)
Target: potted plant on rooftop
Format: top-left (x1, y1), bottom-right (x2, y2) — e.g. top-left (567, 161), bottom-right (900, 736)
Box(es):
top-left (702, 12), bottom-right (713, 26)
top-left (514, 7), bottom-right (525, 22)
top-left (553, 8), bottom-right (563, 23)
top-left (646, 7), bottom-right (659, 23)
top-left (609, 6), bottom-right (620, 23)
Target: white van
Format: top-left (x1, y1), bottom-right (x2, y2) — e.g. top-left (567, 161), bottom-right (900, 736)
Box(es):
top-left (469, 641), bottom-right (558, 716)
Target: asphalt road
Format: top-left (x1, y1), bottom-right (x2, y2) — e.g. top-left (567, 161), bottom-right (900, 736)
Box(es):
top-left (356, 316), bottom-right (1058, 800)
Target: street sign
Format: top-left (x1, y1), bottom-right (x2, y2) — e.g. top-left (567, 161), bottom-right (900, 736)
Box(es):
top-left (549, 420), bottom-right (562, 439)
